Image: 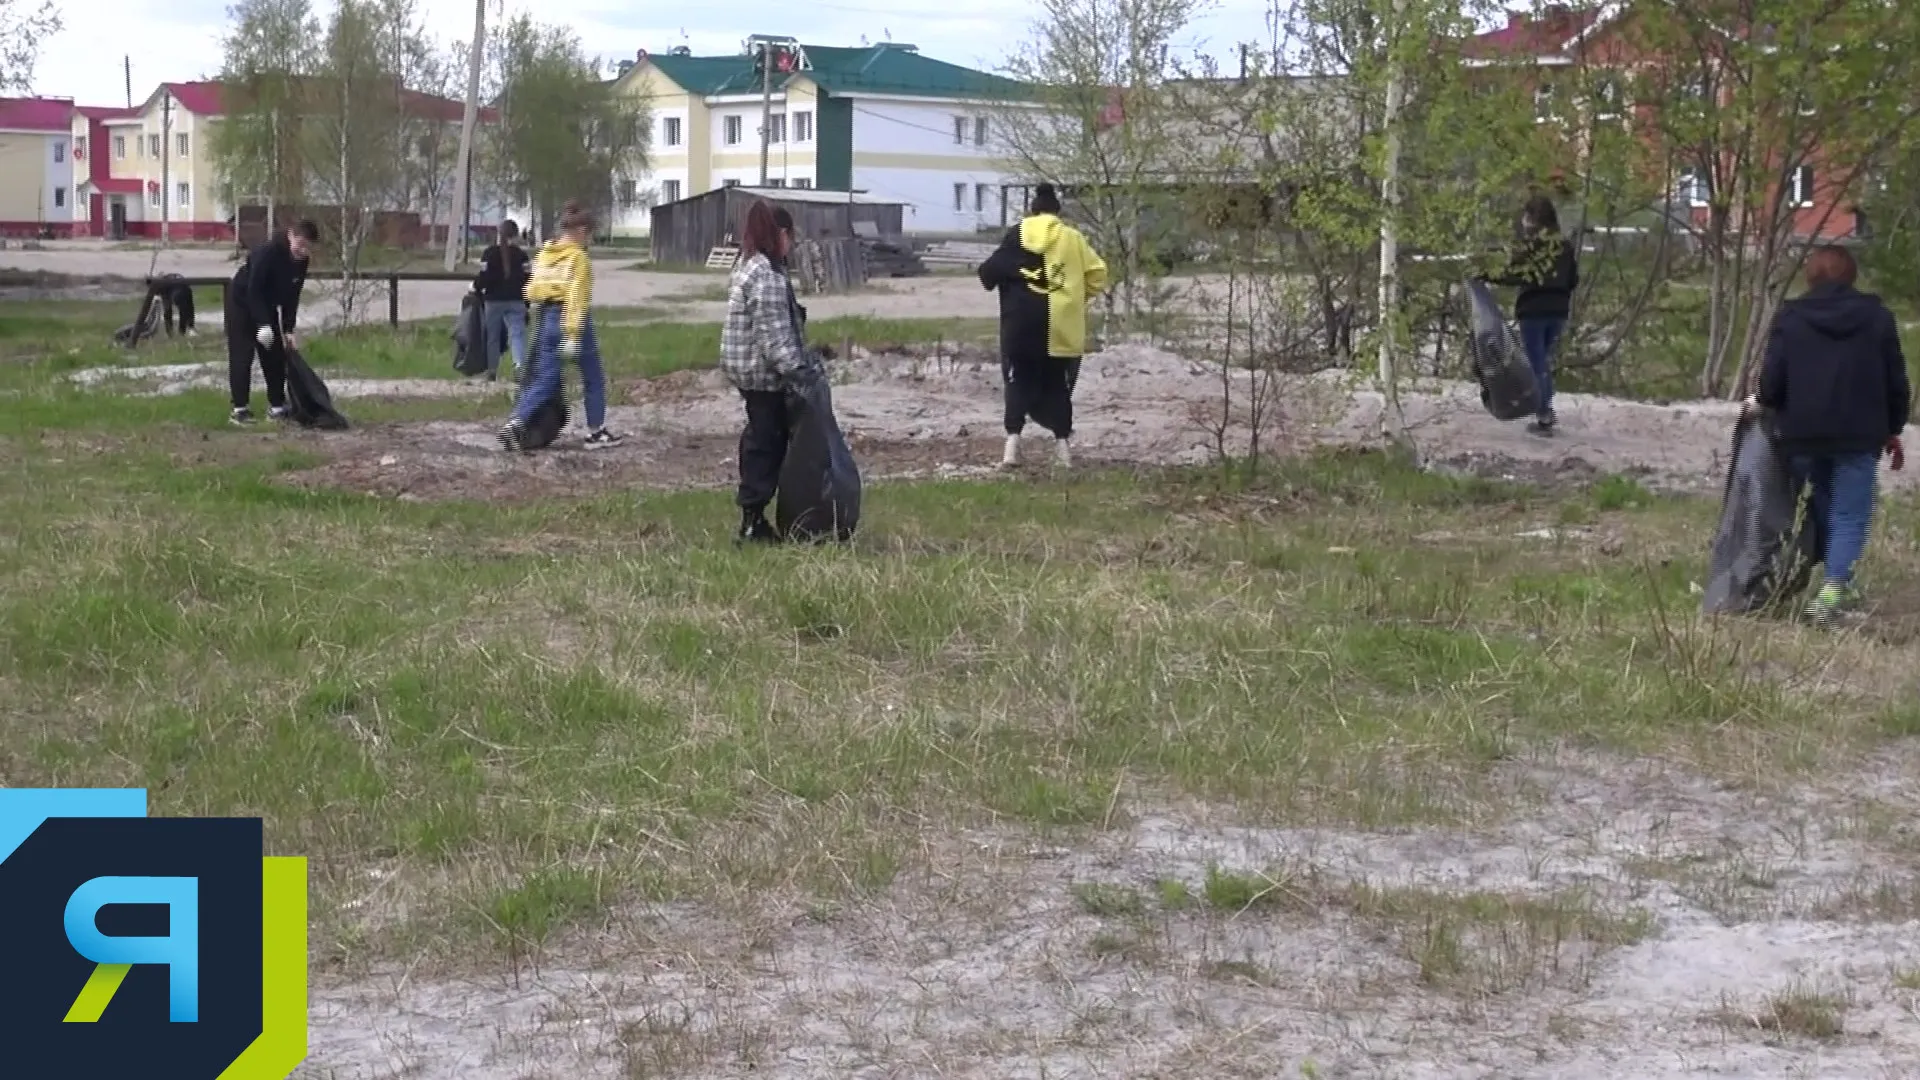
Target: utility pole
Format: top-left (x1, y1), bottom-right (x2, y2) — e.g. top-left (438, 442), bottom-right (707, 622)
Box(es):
top-left (123, 57), bottom-right (131, 109)
top-left (161, 91), bottom-right (172, 247)
top-left (1375, 0), bottom-right (1409, 442)
top-left (444, 0), bottom-right (486, 270)
top-left (757, 44), bottom-right (773, 185)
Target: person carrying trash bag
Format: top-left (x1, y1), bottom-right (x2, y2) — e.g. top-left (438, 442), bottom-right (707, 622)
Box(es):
top-left (1748, 243), bottom-right (1910, 628)
top-left (226, 218), bottom-right (318, 425)
top-left (720, 199), bottom-right (826, 544)
top-left (498, 201), bottom-right (622, 452)
top-left (977, 183), bottom-right (1108, 470)
top-left (1482, 195), bottom-right (1578, 437)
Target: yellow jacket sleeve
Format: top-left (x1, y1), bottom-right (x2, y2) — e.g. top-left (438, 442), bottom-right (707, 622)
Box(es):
top-left (561, 247), bottom-right (591, 346)
top-left (1081, 232), bottom-right (1109, 295)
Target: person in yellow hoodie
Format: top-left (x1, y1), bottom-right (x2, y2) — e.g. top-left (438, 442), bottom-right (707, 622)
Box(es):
top-left (976, 183), bottom-right (1108, 469)
top-left (499, 201), bottom-right (622, 451)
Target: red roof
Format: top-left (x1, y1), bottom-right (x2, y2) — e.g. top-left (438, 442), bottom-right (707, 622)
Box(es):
top-left (77, 104), bottom-right (140, 121)
top-left (0, 96), bottom-right (75, 132)
top-left (162, 80), bottom-right (224, 115)
top-left (88, 178), bottom-right (143, 195)
top-left (1463, 5), bottom-right (1610, 59)
top-left (151, 78), bottom-right (494, 122)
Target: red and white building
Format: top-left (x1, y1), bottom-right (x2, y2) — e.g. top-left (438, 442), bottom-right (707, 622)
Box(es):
top-left (0, 97), bottom-right (77, 237)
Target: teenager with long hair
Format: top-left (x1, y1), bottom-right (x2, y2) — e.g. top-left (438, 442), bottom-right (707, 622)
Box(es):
top-left (719, 200), bottom-right (818, 542)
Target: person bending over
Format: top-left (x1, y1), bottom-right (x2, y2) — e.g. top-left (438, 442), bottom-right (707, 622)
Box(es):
top-left (226, 218), bottom-right (317, 425)
top-left (719, 199), bottom-right (819, 543)
top-left (977, 183), bottom-right (1108, 470)
top-left (500, 201), bottom-right (622, 451)
top-left (1753, 243), bottom-right (1910, 627)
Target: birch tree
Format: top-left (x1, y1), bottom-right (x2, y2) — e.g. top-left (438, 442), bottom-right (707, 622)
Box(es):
top-left (210, 0), bottom-right (319, 236)
top-left (0, 0), bottom-right (59, 91)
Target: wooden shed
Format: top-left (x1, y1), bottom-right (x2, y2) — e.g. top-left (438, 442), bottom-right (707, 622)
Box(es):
top-left (648, 186), bottom-right (906, 268)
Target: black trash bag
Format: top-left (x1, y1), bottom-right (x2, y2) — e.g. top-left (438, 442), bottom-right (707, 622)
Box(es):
top-left (282, 347), bottom-right (350, 430)
top-left (1465, 279), bottom-right (1540, 421)
top-left (453, 291), bottom-right (489, 375)
top-left (1701, 410), bottom-right (1823, 615)
top-left (512, 310), bottom-right (570, 450)
top-left (112, 289), bottom-right (165, 347)
top-left (775, 370), bottom-right (863, 543)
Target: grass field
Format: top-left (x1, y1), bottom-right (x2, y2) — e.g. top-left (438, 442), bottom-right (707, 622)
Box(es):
top-left (6, 298), bottom-right (1920, 1076)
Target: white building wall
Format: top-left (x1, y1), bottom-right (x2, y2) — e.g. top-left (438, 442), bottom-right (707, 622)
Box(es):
top-left (845, 98), bottom-right (1022, 235)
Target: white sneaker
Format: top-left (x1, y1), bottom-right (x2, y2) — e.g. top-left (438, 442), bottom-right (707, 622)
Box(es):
top-left (1000, 434), bottom-right (1021, 469)
top-left (1055, 438), bottom-right (1073, 470)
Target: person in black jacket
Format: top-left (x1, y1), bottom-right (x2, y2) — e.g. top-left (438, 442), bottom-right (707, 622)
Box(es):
top-left (1489, 195), bottom-right (1579, 436)
top-left (1753, 243), bottom-right (1911, 626)
top-left (225, 218), bottom-right (318, 425)
top-left (472, 218), bottom-right (531, 383)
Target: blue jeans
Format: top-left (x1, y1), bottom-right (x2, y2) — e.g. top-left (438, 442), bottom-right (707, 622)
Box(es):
top-left (1517, 316), bottom-right (1566, 419)
top-left (1787, 451), bottom-right (1879, 586)
top-left (515, 307), bottom-right (606, 430)
top-left (482, 300), bottom-right (527, 379)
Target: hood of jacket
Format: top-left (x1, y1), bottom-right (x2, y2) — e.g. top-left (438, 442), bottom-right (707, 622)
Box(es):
top-left (1788, 284), bottom-right (1884, 339)
top-left (1018, 213), bottom-right (1066, 259)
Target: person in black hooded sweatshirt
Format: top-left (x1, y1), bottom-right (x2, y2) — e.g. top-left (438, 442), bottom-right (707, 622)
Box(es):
top-left (226, 218), bottom-right (319, 425)
top-left (1753, 243), bottom-right (1910, 627)
top-left (1487, 194), bottom-right (1579, 436)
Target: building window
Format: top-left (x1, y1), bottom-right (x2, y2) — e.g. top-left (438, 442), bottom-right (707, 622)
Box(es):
top-left (663, 116), bottom-right (682, 146)
top-left (723, 115), bottom-right (742, 145)
top-left (767, 178), bottom-right (785, 188)
top-left (793, 177), bottom-right (812, 189)
top-left (113, 135), bottom-right (125, 159)
top-left (52, 140), bottom-right (64, 163)
top-left (175, 133), bottom-right (189, 157)
top-left (1677, 170), bottom-right (1709, 208)
top-left (662, 179), bottom-right (682, 202)
top-left (1789, 165), bottom-right (1815, 208)
top-left (794, 111), bottom-right (813, 142)
top-left (148, 185), bottom-right (161, 208)
top-left (768, 113), bottom-right (786, 144)
top-left (975, 183), bottom-right (987, 212)
top-left (953, 116), bottom-right (966, 144)
top-left (619, 179), bottom-right (638, 206)
top-left (147, 133), bottom-right (161, 157)
top-left (175, 181), bottom-right (190, 209)
top-left (974, 116), bottom-right (988, 145)
top-left (53, 186), bottom-right (66, 208)
top-left (75, 135), bottom-right (87, 158)
top-left (953, 182), bottom-right (965, 210)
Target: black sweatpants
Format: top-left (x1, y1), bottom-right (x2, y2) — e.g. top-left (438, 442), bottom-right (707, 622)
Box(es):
top-left (1002, 354), bottom-right (1083, 439)
top-left (224, 280), bottom-right (285, 410)
top-left (737, 389), bottom-right (792, 511)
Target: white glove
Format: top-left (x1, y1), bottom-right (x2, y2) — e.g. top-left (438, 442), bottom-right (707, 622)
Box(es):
top-left (560, 339), bottom-right (580, 359)
top-left (255, 325), bottom-right (276, 347)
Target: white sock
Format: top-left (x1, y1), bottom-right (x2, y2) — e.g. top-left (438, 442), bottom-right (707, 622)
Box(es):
top-left (1055, 437), bottom-right (1072, 468)
top-left (1001, 434), bottom-right (1021, 466)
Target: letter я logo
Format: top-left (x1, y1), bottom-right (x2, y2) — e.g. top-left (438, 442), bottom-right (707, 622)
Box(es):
top-left (0, 815), bottom-right (264, 1080)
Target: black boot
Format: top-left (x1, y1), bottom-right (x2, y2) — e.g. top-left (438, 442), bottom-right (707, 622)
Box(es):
top-left (736, 507), bottom-right (779, 544)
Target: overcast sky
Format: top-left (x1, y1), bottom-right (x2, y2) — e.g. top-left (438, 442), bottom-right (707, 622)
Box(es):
top-left (33, 0), bottom-right (1287, 108)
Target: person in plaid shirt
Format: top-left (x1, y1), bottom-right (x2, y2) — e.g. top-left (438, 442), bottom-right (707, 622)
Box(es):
top-left (720, 200), bottom-right (821, 543)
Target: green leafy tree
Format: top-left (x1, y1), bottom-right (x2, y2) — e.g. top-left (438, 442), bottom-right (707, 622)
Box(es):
top-left (210, 0), bottom-right (320, 232)
top-left (486, 15), bottom-right (651, 239)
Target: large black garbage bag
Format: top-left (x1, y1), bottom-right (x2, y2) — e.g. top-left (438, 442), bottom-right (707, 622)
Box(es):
top-left (453, 292), bottom-right (488, 375)
top-left (1702, 411), bottom-right (1823, 614)
top-left (775, 373), bottom-right (863, 543)
top-left (1465, 279), bottom-right (1540, 421)
top-left (283, 347), bottom-right (350, 431)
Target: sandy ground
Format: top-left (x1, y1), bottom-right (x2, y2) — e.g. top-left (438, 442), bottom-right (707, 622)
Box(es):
top-left (292, 744), bottom-right (1920, 1080)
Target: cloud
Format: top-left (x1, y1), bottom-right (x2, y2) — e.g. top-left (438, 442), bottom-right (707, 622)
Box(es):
top-left (33, 0), bottom-right (1276, 107)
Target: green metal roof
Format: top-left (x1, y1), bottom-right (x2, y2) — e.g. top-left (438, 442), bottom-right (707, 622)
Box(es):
top-left (646, 44), bottom-right (1029, 101)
